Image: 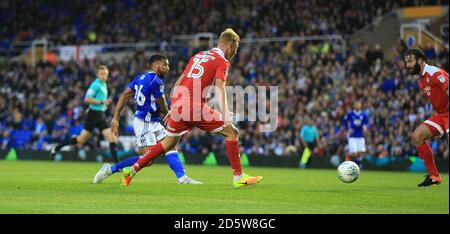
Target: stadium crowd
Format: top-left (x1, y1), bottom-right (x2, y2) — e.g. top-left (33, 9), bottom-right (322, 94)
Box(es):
top-left (1, 40), bottom-right (448, 161)
top-left (0, 0), bottom-right (448, 163)
top-left (1, 0), bottom-right (445, 44)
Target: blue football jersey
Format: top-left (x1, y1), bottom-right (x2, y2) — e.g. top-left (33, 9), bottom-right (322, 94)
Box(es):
top-left (343, 110), bottom-right (369, 138)
top-left (128, 71), bottom-right (164, 122)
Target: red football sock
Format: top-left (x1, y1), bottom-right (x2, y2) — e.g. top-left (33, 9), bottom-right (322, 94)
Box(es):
top-left (345, 154), bottom-right (351, 161)
top-left (225, 140), bottom-right (243, 176)
top-left (416, 143), bottom-right (440, 178)
top-left (132, 142), bottom-right (165, 172)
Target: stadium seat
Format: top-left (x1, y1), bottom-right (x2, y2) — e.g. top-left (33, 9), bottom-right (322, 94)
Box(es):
top-left (69, 125), bottom-right (84, 136)
top-left (11, 130), bottom-right (33, 148)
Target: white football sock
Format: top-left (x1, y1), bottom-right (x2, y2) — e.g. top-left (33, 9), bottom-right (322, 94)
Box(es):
top-left (233, 174), bottom-right (243, 182)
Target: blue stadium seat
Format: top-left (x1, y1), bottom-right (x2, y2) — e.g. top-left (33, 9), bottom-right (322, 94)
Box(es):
top-left (69, 125), bottom-right (84, 136)
top-left (11, 130), bottom-right (33, 148)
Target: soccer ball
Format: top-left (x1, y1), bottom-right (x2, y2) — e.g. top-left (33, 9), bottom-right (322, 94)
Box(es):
top-left (337, 161), bottom-right (360, 183)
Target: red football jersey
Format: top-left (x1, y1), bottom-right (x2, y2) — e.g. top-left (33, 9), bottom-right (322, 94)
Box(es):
top-left (172, 48), bottom-right (230, 107)
top-left (418, 64), bottom-right (449, 114)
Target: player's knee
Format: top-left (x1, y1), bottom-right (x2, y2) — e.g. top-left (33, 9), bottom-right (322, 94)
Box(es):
top-left (76, 136), bottom-right (85, 145)
top-left (102, 129), bottom-right (115, 142)
top-left (223, 124), bottom-right (239, 140)
top-left (233, 126), bottom-right (240, 139)
top-left (76, 134), bottom-right (87, 145)
top-left (411, 131), bottom-right (424, 146)
top-left (109, 135), bottom-right (118, 143)
top-left (168, 141), bottom-right (178, 151)
top-left (161, 137), bottom-right (179, 151)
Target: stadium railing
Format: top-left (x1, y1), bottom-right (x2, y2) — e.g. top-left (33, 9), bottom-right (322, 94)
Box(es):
top-left (2, 34), bottom-right (347, 63)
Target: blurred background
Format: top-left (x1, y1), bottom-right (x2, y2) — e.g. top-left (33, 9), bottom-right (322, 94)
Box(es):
top-left (0, 0), bottom-right (448, 171)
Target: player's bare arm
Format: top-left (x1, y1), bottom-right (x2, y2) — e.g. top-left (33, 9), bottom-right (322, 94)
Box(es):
top-left (111, 87), bottom-right (134, 135)
top-left (214, 78), bottom-right (232, 123)
top-left (363, 126), bottom-right (369, 135)
top-left (155, 95), bottom-right (170, 125)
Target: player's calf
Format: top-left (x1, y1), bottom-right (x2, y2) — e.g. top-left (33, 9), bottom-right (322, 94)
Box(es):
top-left (50, 137), bottom-right (78, 160)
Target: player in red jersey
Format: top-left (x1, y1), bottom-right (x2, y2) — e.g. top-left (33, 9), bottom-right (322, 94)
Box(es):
top-left (404, 48), bottom-right (449, 187)
top-left (120, 28), bottom-right (263, 188)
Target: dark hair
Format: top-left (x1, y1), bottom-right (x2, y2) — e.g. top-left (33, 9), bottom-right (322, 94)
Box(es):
top-left (149, 54), bottom-right (168, 65)
top-left (97, 65), bottom-right (108, 71)
top-left (403, 48), bottom-right (427, 62)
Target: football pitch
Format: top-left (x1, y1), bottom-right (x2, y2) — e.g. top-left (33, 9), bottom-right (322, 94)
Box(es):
top-left (0, 161), bottom-right (448, 214)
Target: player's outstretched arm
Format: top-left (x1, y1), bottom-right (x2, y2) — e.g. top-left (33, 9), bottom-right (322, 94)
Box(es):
top-left (111, 87), bottom-right (134, 135)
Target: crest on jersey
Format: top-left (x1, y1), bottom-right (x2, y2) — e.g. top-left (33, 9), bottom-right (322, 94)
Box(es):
top-left (438, 75), bottom-right (446, 83)
top-left (424, 86), bottom-right (431, 96)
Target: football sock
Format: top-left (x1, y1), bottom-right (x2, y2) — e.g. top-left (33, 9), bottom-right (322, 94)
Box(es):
top-left (300, 147), bottom-right (311, 166)
top-left (165, 150), bottom-right (186, 179)
top-left (132, 142), bottom-right (165, 172)
top-left (55, 137), bottom-right (77, 151)
top-left (353, 157), bottom-right (362, 167)
top-left (416, 143), bottom-right (440, 178)
top-left (225, 140), bottom-right (243, 176)
top-left (111, 156), bottom-right (140, 174)
top-left (345, 153), bottom-right (351, 161)
top-left (109, 142), bottom-right (119, 163)
top-left (233, 175), bottom-right (242, 182)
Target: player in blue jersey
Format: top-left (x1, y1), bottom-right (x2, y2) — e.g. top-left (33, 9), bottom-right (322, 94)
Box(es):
top-left (343, 101), bottom-right (369, 167)
top-left (93, 55), bottom-right (201, 184)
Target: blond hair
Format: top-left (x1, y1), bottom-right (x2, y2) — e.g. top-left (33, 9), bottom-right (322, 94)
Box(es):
top-left (218, 28), bottom-right (240, 44)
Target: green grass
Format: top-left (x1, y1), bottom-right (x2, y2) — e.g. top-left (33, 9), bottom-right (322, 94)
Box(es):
top-left (0, 161), bottom-right (448, 214)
